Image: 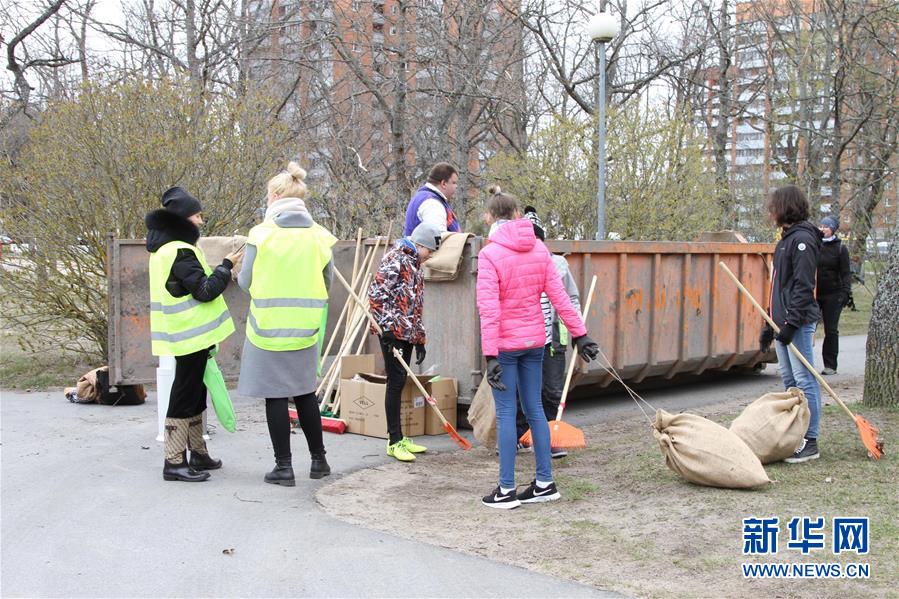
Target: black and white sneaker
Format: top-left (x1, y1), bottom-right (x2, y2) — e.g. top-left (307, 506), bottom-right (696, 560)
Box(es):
top-left (784, 438), bottom-right (819, 463)
top-left (481, 486), bottom-right (521, 509)
top-left (550, 447), bottom-right (568, 459)
top-left (517, 480), bottom-right (561, 503)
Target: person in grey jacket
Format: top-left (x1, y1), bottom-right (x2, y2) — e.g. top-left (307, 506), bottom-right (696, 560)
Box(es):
top-left (237, 162), bottom-right (335, 485)
top-left (515, 206), bottom-right (580, 458)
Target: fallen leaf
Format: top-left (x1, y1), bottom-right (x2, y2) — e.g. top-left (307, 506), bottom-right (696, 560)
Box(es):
top-left (222, 548), bottom-right (235, 555)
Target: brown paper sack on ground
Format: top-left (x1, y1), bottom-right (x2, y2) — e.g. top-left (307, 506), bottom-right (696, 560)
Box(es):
top-left (75, 366), bottom-right (106, 403)
top-left (730, 387), bottom-right (810, 464)
top-left (466, 377), bottom-right (496, 447)
top-left (422, 232), bottom-right (473, 281)
top-left (653, 409), bottom-right (771, 489)
top-left (198, 235), bottom-right (248, 281)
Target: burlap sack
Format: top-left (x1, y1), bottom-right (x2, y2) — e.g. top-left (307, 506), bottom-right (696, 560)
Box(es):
top-left (198, 235), bottom-right (247, 281)
top-left (653, 409), bottom-right (771, 489)
top-left (730, 387), bottom-right (810, 464)
top-left (466, 377), bottom-right (496, 447)
top-left (75, 366), bottom-right (105, 403)
top-left (423, 232), bottom-right (473, 281)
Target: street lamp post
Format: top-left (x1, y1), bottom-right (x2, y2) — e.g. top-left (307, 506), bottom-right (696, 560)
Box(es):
top-left (586, 11), bottom-right (620, 241)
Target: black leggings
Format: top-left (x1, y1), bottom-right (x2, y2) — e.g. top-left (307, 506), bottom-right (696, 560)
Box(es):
top-left (265, 393), bottom-right (325, 460)
top-left (379, 337), bottom-right (412, 445)
top-left (167, 347), bottom-right (210, 418)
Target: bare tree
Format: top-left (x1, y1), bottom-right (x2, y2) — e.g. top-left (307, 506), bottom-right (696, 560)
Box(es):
top-left (3, 0), bottom-right (75, 116)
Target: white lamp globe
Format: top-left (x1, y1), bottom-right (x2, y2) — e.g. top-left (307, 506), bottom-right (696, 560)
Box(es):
top-left (586, 11), bottom-right (620, 43)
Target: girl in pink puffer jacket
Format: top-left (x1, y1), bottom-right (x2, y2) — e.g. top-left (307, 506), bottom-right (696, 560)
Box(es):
top-left (476, 186), bottom-right (599, 509)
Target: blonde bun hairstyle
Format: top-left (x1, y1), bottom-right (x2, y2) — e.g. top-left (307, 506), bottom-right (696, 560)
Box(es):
top-left (267, 161), bottom-right (308, 199)
top-left (486, 184), bottom-right (519, 220)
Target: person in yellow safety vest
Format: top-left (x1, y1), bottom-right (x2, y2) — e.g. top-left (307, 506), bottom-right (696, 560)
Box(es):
top-left (146, 187), bottom-right (242, 482)
top-left (236, 162), bottom-right (337, 486)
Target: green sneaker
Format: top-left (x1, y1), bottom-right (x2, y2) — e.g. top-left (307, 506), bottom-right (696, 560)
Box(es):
top-left (387, 441), bottom-right (416, 462)
top-left (400, 437), bottom-right (427, 454)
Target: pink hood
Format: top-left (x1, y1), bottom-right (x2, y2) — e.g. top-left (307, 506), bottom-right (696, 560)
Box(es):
top-left (476, 219), bottom-right (586, 356)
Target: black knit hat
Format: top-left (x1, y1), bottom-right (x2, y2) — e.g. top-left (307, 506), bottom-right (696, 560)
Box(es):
top-left (161, 186), bottom-right (202, 218)
top-left (523, 205), bottom-right (545, 241)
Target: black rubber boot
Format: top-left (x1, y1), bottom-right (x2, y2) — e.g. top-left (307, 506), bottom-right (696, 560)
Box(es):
top-left (163, 451), bottom-right (210, 482)
top-left (189, 452), bottom-right (222, 471)
top-left (310, 452), bottom-right (331, 479)
top-left (264, 458), bottom-right (295, 487)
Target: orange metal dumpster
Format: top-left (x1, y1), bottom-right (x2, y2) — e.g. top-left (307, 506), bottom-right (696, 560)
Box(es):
top-left (107, 237), bottom-right (774, 407)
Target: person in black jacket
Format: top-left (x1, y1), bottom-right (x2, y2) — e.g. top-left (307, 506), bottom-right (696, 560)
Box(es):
top-left (759, 185), bottom-right (822, 464)
top-left (146, 187), bottom-right (242, 481)
top-left (816, 216), bottom-right (851, 375)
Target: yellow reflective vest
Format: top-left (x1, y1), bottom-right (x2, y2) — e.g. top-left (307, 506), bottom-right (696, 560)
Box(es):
top-left (246, 221), bottom-right (336, 351)
top-left (148, 241), bottom-right (235, 356)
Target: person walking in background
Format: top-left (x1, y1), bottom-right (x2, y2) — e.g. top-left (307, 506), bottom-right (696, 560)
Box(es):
top-left (816, 216), bottom-right (851, 375)
top-left (477, 186), bottom-right (598, 509)
top-left (237, 162), bottom-right (337, 486)
top-left (516, 206), bottom-right (580, 460)
top-left (146, 187), bottom-right (240, 482)
top-left (403, 162), bottom-right (461, 236)
top-left (760, 185), bottom-right (823, 464)
top-left (368, 222), bottom-right (442, 462)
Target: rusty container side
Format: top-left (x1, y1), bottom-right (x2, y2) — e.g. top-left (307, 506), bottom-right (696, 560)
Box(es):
top-left (545, 241), bottom-right (773, 388)
top-left (108, 239), bottom-right (361, 385)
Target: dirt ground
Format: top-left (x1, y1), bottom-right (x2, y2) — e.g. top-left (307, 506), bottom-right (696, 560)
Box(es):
top-left (317, 377), bottom-right (897, 598)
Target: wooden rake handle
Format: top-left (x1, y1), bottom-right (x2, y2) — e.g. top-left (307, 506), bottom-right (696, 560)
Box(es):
top-left (717, 261), bottom-right (856, 422)
top-left (554, 275), bottom-right (598, 423)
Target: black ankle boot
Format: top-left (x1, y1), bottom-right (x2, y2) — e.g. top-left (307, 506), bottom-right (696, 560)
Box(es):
top-left (310, 452), bottom-right (331, 479)
top-left (189, 452), bottom-right (222, 471)
top-left (163, 451), bottom-right (210, 482)
top-left (264, 458), bottom-right (295, 487)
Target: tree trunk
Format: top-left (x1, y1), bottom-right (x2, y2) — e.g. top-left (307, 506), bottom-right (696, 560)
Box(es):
top-left (863, 225), bottom-right (898, 407)
top-left (711, 0), bottom-right (733, 228)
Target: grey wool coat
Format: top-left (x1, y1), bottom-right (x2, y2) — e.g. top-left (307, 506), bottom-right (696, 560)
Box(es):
top-left (236, 208), bottom-right (333, 399)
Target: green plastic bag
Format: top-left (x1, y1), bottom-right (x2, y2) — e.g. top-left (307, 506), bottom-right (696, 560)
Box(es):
top-left (204, 352), bottom-right (236, 432)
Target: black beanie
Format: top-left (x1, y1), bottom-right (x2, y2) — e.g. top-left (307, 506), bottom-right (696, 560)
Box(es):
top-left (161, 186), bottom-right (202, 218)
top-left (523, 205), bottom-right (545, 241)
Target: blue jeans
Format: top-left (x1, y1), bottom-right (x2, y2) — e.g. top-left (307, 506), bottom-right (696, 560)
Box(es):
top-left (493, 347), bottom-right (552, 489)
top-left (774, 322), bottom-right (821, 439)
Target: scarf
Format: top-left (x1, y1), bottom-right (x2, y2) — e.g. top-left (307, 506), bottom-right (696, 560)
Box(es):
top-left (264, 197), bottom-right (310, 222)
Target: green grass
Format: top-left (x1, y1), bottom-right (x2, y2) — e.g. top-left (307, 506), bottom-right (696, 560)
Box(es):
top-left (831, 279), bottom-right (876, 337)
top-left (555, 474), bottom-right (598, 501)
top-left (0, 331), bottom-right (93, 390)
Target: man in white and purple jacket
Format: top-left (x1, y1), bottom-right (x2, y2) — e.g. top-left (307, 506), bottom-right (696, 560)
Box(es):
top-left (402, 162), bottom-right (461, 236)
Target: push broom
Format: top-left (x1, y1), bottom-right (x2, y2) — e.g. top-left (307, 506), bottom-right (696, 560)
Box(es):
top-left (331, 267), bottom-right (472, 450)
top-left (719, 261), bottom-right (883, 460)
top-left (519, 275), bottom-right (598, 451)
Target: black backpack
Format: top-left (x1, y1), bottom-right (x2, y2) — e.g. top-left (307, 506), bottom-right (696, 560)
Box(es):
top-left (95, 368), bottom-right (146, 406)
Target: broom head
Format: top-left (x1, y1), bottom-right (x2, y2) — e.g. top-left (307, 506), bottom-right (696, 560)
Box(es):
top-left (445, 422), bottom-right (473, 450)
top-left (519, 420), bottom-right (586, 450)
top-left (856, 415), bottom-right (884, 460)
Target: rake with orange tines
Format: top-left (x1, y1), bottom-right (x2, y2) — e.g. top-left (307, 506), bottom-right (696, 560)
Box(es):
top-left (392, 348), bottom-right (472, 450)
top-left (719, 262), bottom-right (883, 460)
top-left (331, 267), bottom-right (472, 450)
top-left (519, 275), bottom-right (598, 451)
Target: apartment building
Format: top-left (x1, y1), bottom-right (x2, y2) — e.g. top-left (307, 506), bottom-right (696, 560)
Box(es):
top-left (697, 0), bottom-right (897, 240)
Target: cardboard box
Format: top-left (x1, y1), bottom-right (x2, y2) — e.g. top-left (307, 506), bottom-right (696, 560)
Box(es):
top-left (339, 354), bottom-right (376, 379)
top-left (340, 373), bottom-right (426, 439)
top-left (425, 377), bottom-right (458, 435)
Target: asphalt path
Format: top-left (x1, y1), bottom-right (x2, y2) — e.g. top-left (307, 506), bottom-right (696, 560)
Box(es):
top-left (0, 335), bottom-right (866, 597)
